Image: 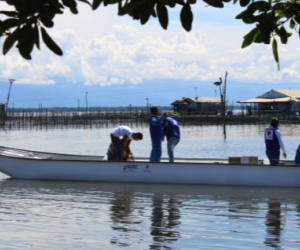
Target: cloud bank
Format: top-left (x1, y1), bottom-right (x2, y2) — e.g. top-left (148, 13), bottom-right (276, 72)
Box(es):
top-left (0, 20), bottom-right (299, 86)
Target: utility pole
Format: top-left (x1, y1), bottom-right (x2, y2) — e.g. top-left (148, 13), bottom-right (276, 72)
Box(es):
top-left (194, 87), bottom-right (198, 111)
top-left (78, 99), bottom-right (80, 113)
top-left (146, 98), bottom-right (149, 114)
top-left (194, 87), bottom-right (198, 99)
top-left (85, 92), bottom-right (88, 113)
top-left (213, 72), bottom-right (229, 140)
top-left (3, 79), bottom-right (15, 125)
top-left (223, 71), bottom-right (229, 115)
top-left (6, 79), bottom-right (15, 113)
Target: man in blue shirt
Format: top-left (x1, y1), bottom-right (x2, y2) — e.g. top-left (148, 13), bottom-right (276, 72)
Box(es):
top-left (163, 112), bottom-right (180, 162)
top-left (149, 107), bottom-right (165, 162)
top-left (265, 117), bottom-right (286, 165)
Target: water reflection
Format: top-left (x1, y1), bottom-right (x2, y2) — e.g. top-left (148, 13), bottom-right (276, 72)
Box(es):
top-left (0, 180), bottom-right (299, 249)
top-left (109, 191), bottom-right (142, 247)
top-left (150, 195), bottom-right (181, 249)
top-left (264, 201), bottom-right (283, 250)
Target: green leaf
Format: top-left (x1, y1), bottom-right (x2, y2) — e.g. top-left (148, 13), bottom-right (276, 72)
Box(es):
top-left (92, 0), bottom-right (103, 9)
top-left (148, 2), bottom-right (157, 17)
top-left (33, 24), bottom-right (40, 50)
top-left (2, 18), bottom-right (18, 30)
top-left (242, 17), bottom-right (256, 24)
top-left (241, 27), bottom-right (261, 48)
top-left (290, 19), bottom-right (295, 29)
top-left (132, 5), bottom-right (143, 19)
top-left (3, 27), bottom-right (20, 55)
top-left (233, 0), bottom-right (238, 4)
top-left (141, 4), bottom-right (151, 24)
top-left (180, 3), bottom-right (193, 31)
top-left (276, 26), bottom-right (291, 44)
top-left (275, 9), bottom-right (285, 19)
top-left (0, 11), bottom-right (17, 17)
top-left (141, 13), bottom-right (151, 24)
top-left (62, 0), bottom-right (78, 14)
top-left (108, 0), bottom-right (119, 4)
top-left (247, 1), bottom-right (271, 12)
top-left (103, 0), bottom-right (115, 6)
top-left (175, 0), bottom-right (185, 5)
top-left (254, 32), bottom-right (264, 43)
top-left (0, 21), bottom-right (4, 35)
top-left (240, 0), bottom-right (251, 7)
top-left (202, 0), bottom-right (223, 8)
top-left (167, 0), bottom-right (176, 7)
top-left (15, 24), bottom-right (35, 60)
top-left (254, 28), bottom-right (271, 44)
top-left (156, 2), bottom-right (169, 30)
top-left (18, 46), bottom-right (32, 60)
top-left (272, 2), bottom-right (285, 10)
top-left (294, 15), bottom-right (300, 24)
top-left (118, 1), bottom-right (144, 16)
top-left (272, 38), bottom-right (280, 70)
top-left (40, 14), bottom-right (54, 28)
top-left (118, 3), bottom-right (133, 15)
top-left (41, 27), bottom-right (63, 56)
top-left (77, 0), bottom-right (92, 6)
top-left (236, 9), bottom-right (253, 19)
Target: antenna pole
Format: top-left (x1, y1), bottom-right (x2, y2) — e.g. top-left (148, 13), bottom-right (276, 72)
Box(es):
top-left (6, 79), bottom-right (15, 111)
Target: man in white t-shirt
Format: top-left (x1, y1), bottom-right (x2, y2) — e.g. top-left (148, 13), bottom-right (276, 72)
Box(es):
top-left (110, 126), bottom-right (143, 161)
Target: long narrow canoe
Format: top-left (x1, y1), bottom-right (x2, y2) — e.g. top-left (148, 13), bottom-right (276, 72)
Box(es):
top-left (0, 146), bottom-right (298, 187)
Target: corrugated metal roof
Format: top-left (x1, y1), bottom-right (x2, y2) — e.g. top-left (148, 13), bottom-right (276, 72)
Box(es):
top-left (238, 97), bottom-right (300, 103)
top-left (171, 100), bottom-right (188, 105)
top-left (238, 89), bottom-right (300, 103)
top-left (273, 89), bottom-right (300, 98)
top-left (185, 97), bottom-right (222, 103)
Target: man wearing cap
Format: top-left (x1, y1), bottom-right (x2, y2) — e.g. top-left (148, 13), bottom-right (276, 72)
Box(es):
top-left (163, 112), bottom-right (180, 162)
top-left (110, 125), bottom-right (143, 161)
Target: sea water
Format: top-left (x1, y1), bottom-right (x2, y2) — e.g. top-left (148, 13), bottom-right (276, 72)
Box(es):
top-left (0, 124), bottom-right (300, 249)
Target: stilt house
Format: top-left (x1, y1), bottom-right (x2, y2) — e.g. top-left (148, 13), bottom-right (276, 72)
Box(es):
top-left (238, 89), bottom-right (300, 114)
top-left (171, 97), bottom-right (222, 114)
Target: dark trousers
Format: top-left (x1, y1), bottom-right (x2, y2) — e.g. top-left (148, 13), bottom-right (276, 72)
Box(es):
top-left (110, 134), bottom-right (122, 161)
top-left (265, 150), bottom-right (280, 165)
top-left (150, 137), bottom-right (162, 162)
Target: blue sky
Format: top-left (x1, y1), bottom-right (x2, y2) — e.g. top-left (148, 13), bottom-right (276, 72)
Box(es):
top-left (0, 1), bottom-right (300, 108)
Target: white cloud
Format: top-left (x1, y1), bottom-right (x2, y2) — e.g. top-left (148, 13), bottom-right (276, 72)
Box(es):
top-left (0, 2), bottom-right (300, 87)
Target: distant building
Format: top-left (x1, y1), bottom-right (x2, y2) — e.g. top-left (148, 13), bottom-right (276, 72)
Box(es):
top-left (171, 97), bottom-right (222, 114)
top-left (170, 100), bottom-right (188, 113)
top-left (238, 89), bottom-right (300, 114)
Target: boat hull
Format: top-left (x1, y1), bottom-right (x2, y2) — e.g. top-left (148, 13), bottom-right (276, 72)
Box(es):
top-left (0, 148), bottom-right (300, 187)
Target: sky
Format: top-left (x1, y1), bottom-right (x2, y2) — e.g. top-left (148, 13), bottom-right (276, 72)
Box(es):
top-left (0, 1), bottom-right (300, 108)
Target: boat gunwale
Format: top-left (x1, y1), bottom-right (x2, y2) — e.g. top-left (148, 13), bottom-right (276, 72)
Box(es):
top-left (0, 146), bottom-right (298, 168)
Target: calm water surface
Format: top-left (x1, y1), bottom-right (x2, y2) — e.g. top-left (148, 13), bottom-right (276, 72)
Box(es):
top-left (1, 124), bottom-right (300, 249)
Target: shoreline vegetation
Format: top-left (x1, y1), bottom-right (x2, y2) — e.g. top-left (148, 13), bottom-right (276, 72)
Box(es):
top-left (1, 106), bottom-right (300, 129)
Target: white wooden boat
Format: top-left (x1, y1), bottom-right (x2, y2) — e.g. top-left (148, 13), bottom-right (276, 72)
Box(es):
top-left (0, 146), bottom-right (299, 187)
